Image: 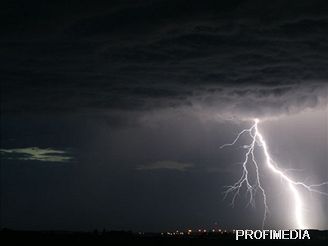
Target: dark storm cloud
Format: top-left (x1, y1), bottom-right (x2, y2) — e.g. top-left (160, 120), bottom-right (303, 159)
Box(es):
top-left (136, 160), bottom-right (194, 171)
top-left (1, 0), bottom-right (327, 119)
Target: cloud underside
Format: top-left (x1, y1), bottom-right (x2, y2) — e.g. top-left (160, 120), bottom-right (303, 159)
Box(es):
top-left (1, 0), bottom-right (328, 119)
top-left (0, 147), bottom-right (73, 163)
top-left (137, 161), bottom-right (193, 171)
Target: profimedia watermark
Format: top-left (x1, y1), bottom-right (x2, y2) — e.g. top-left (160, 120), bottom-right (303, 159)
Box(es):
top-left (235, 229), bottom-right (310, 240)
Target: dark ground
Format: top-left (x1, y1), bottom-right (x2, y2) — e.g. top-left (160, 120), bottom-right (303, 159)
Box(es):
top-left (1, 229), bottom-right (327, 245)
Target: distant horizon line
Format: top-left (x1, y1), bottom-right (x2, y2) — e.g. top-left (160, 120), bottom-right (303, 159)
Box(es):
top-left (1, 228), bottom-right (327, 234)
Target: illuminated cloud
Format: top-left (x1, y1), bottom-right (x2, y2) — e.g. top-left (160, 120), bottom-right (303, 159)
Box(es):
top-left (0, 147), bottom-right (73, 163)
top-left (137, 160), bottom-right (193, 172)
top-left (190, 83), bottom-right (328, 121)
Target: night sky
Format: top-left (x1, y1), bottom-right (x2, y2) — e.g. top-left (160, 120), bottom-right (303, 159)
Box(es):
top-left (1, 0), bottom-right (327, 232)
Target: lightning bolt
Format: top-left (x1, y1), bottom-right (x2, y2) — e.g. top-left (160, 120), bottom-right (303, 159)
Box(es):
top-left (221, 119), bottom-right (328, 229)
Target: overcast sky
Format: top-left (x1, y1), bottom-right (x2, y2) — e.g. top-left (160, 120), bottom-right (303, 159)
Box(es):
top-left (1, 0), bottom-right (327, 231)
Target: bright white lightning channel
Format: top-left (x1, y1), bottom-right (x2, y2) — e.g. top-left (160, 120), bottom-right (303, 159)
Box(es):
top-left (220, 119), bottom-right (328, 229)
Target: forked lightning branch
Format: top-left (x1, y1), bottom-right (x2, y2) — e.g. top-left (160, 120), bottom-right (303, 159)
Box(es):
top-left (220, 119), bottom-right (328, 229)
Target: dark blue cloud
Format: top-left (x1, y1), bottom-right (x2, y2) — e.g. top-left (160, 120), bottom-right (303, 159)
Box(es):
top-left (1, 1), bottom-right (327, 120)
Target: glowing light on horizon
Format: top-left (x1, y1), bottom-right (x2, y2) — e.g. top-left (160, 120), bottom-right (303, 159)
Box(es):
top-left (221, 119), bottom-right (328, 229)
